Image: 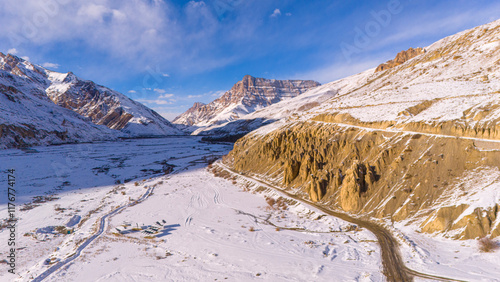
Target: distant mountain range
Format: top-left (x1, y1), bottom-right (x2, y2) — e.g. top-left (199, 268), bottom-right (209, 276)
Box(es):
top-left (0, 53), bottom-right (182, 148)
top-left (173, 75), bottom-right (320, 133)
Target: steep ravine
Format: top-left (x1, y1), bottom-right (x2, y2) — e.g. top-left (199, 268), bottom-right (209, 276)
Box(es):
top-left (225, 121), bottom-right (500, 240)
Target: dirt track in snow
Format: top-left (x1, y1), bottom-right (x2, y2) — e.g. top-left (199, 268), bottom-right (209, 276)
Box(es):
top-left (219, 163), bottom-right (467, 282)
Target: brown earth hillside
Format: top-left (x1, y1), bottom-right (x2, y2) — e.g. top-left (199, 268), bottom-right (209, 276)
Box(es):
top-left (225, 121), bottom-right (500, 239)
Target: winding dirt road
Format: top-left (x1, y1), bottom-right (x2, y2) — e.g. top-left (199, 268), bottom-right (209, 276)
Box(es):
top-left (219, 163), bottom-right (466, 282)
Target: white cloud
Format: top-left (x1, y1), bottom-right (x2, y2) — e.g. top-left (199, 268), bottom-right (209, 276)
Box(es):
top-left (270, 9), bottom-right (281, 18)
top-left (77, 4), bottom-right (111, 22)
top-left (42, 62), bottom-right (60, 69)
top-left (151, 105), bottom-right (189, 121)
top-left (128, 90), bottom-right (137, 94)
top-left (21, 56), bottom-right (30, 61)
top-left (285, 13), bottom-right (292, 17)
top-left (136, 99), bottom-right (173, 105)
top-left (294, 58), bottom-right (382, 84)
top-left (7, 48), bottom-right (17, 55)
top-left (159, 93), bottom-right (174, 99)
top-left (210, 90), bottom-right (226, 97)
top-left (158, 111), bottom-right (182, 121)
top-left (187, 94), bottom-right (203, 99)
top-left (0, 0), bottom-right (258, 75)
top-left (154, 88), bottom-right (166, 94)
top-left (0, 1), bottom-right (175, 67)
top-left (360, 4), bottom-right (500, 54)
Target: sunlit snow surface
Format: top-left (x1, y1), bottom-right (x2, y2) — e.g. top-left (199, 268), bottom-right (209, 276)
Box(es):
top-left (0, 138), bottom-right (382, 281)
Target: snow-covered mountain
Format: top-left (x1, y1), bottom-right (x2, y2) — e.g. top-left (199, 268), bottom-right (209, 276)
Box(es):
top-left (0, 53), bottom-right (119, 149)
top-left (0, 52), bottom-right (183, 147)
top-left (45, 71), bottom-right (182, 137)
top-left (225, 19), bottom-right (500, 240)
top-left (173, 75), bottom-right (320, 133)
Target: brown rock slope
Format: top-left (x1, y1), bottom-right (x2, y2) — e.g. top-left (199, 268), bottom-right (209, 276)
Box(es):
top-left (226, 121), bottom-right (500, 239)
top-left (375, 47), bottom-right (425, 72)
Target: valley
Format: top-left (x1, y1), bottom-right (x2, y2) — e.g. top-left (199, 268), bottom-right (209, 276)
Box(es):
top-left (1, 137), bottom-right (498, 281)
top-left (1, 6), bottom-right (500, 281)
top-left (0, 138), bottom-right (384, 281)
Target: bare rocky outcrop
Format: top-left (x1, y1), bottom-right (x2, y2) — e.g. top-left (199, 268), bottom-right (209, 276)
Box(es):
top-left (375, 47), bottom-right (425, 72)
top-left (175, 102), bottom-right (206, 126)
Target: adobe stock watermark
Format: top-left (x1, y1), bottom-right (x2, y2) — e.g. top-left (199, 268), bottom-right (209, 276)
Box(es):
top-left (6, 169), bottom-right (17, 275)
top-left (128, 65), bottom-right (170, 100)
top-left (208, 0), bottom-right (244, 20)
top-left (8, 0), bottom-right (74, 47)
top-left (340, 0), bottom-right (403, 62)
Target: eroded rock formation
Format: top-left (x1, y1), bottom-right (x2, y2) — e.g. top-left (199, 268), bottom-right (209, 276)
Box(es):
top-left (375, 47), bottom-right (425, 72)
top-left (226, 121), bottom-right (500, 239)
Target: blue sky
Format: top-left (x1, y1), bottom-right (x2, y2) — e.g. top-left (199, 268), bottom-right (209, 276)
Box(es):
top-left (1, 0), bottom-right (499, 120)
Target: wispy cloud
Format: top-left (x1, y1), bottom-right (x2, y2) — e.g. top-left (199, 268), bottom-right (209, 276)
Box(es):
top-left (42, 62), bottom-right (60, 69)
top-left (293, 58), bottom-right (382, 84)
top-left (210, 90), bottom-right (226, 97)
top-left (371, 4), bottom-right (500, 51)
top-left (7, 48), bottom-right (17, 55)
top-left (159, 93), bottom-right (174, 99)
top-left (270, 9), bottom-right (281, 18)
top-left (136, 99), bottom-right (173, 105)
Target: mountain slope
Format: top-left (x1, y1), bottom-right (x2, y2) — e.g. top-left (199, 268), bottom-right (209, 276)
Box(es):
top-left (173, 75), bottom-right (320, 133)
top-left (45, 72), bottom-right (183, 137)
top-left (0, 53), bottom-right (183, 139)
top-left (0, 53), bottom-right (118, 149)
top-left (225, 19), bottom-right (500, 240)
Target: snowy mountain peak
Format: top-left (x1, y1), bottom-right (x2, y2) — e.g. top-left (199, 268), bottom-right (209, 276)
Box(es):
top-left (173, 75), bottom-right (320, 131)
top-left (43, 72), bottom-right (183, 135)
top-left (0, 54), bottom-right (184, 148)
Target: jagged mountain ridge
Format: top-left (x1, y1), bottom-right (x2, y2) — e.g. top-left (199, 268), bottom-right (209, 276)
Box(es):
top-left (44, 71), bottom-right (182, 137)
top-left (0, 53), bottom-right (118, 149)
top-left (225, 19), bottom-right (500, 240)
top-left (1, 53), bottom-right (183, 139)
top-left (173, 75), bottom-right (320, 132)
top-left (173, 102), bottom-right (207, 128)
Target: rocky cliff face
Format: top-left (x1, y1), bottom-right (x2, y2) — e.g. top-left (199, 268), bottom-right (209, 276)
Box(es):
top-left (224, 19), bottom-right (500, 240)
top-left (0, 53), bottom-right (182, 141)
top-left (0, 53), bottom-right (118, 149)
top-left (227, 121), bottom-right (500, 239)
top-left (375, 47), bottom-right (425, 72)
top-left (173, 102), bottom-right (206, 127)
top-left (173, 75), bottom-right (320, 131)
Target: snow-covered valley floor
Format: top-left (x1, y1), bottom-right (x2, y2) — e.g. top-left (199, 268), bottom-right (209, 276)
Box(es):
top-left (1, 137), bottom-right (499, 281)
top-left (0, 138), bottom-right (383, 281)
